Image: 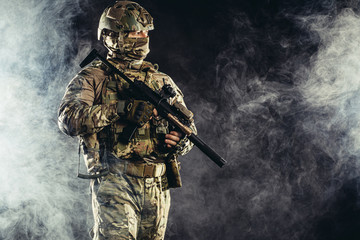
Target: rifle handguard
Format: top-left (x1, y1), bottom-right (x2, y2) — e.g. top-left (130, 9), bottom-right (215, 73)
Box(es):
top-left (172, 100), bottom-right (194, 120)
top-left (167, 113), bottom-right (193, 136)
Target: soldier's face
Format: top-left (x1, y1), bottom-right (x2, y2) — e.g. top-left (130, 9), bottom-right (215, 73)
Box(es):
top-left (128, 30), bottom-right (149, 38)
top-left (102, 29), bottom-right (150, 60)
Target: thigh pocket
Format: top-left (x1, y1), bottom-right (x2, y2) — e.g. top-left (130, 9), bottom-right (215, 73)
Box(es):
top-left (92, 173), bottom-right (113, 197)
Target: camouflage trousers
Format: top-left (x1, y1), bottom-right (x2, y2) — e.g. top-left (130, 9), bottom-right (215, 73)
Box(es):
top-left (90, 172), bottom-right (171, 240)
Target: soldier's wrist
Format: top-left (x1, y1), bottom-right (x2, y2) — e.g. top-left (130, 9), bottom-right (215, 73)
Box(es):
top-left (174, 137), bottom-right (188, 155)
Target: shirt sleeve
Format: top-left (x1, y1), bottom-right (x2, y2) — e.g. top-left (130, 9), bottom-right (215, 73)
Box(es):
top-left (58, 68), bottom-right (120, 137)
top-left (167, 76), bottom-right (197, 156)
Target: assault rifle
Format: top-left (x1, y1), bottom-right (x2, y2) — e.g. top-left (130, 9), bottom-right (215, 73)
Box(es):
top-left (80, 49), bottom-right (227, 168)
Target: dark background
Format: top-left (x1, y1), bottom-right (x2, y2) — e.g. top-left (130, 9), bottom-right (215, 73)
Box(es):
top-left (1, 0), bottom-right (360, 239)
top-left (77, 1), bottom-right (360, 239)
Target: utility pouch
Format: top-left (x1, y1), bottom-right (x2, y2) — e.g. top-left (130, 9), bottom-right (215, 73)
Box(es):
top-left (117, 124), bottom-right (138, 143)
top-left (165, 156), bottom-right (182, 188)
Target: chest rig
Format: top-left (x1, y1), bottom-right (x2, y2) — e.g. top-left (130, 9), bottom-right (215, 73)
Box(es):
top-left (99, 60), bottom-right (170, 161)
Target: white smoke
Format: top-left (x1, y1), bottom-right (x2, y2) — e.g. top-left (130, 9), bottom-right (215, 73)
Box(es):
top-left (300, 9), bottom-right (360, 158)
top-left (0, 0), bottom-right (92, 239)
top-left (167, 6), bottom-right (360, 240)
top-left (2, 0), bottom-right (360, 239)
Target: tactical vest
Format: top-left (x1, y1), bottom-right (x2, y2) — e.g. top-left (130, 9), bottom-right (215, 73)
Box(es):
top-left (98, 60), bottom-right (171, 162)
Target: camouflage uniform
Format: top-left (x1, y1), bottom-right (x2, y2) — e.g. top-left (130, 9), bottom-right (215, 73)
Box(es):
top-left (58, 56), bottom-right (195, 239)
top-left (58, 2), bottom-right (196, 238)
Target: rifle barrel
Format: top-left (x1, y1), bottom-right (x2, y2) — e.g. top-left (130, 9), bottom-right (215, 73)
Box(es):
top-left (188, 134), bottom-right (227, 167)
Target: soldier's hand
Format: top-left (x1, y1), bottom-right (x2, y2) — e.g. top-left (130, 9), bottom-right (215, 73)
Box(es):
top-left (152, 108), bottom-right (159, 119)
top-left (165, 131), bottom-right (183, 148)
top-left (117, 100), bottom-right (154, 127)
top-left (153, 108), bottom-right (183, 147)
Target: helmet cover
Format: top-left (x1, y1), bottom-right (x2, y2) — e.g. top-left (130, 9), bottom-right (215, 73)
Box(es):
top-left (98, 1), bottom-right (154, 40)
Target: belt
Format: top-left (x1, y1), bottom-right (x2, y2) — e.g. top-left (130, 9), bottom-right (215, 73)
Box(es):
top-left (109, 160), bottom-right (166, 178)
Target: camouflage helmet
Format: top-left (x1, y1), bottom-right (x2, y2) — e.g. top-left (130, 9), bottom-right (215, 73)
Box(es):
top-left (98, 1), bottom-right (154, 40)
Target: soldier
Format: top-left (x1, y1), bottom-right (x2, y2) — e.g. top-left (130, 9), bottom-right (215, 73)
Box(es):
top-left (58, 1), bottom-right (196, 239)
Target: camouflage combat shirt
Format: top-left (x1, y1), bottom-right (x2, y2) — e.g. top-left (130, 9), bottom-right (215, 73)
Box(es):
top-left (58, 58), bottom-right (195, 173)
